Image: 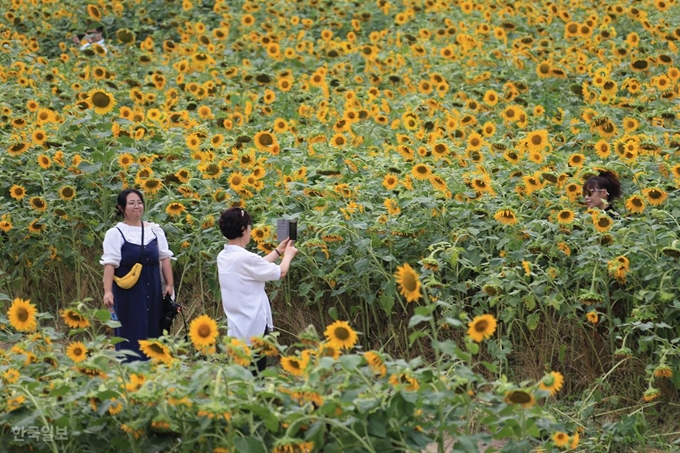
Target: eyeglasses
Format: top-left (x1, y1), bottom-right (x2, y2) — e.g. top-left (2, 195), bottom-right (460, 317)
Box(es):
top-left (126, 201), bottom-right (144, 207)
top-left (583, 189), bottom-right (605, 197)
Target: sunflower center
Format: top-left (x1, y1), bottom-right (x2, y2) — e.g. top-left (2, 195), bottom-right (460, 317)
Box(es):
top-left (92, 92), bottom-right (112, 108)
top-left (17, 307), bottom-right (29, 322)
top-left (198, 325), bottom-right (212, 338)
top-left (258, 134), bottom-right (273, 146)
top-left (69, 313), bottom-right (83, 323)
top-left (290, 359), bottom-right (301, 370)
top-left (508, 391), bottom-right (531, 404)
top-left (149, 343), bottom-right (164, 354)
top-left (74, 347), bottom-right (84, 356)
top-left (334, 327), bottom-right (350, 341)
top-left (474, 320), bottom-right (488, 333)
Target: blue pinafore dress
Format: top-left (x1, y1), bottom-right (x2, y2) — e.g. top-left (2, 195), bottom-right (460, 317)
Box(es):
top-left (113, 226), bottom-right (162, 361)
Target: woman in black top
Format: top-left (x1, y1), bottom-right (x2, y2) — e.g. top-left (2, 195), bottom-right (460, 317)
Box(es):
top-left (583, 171), bottom-right (621, 215)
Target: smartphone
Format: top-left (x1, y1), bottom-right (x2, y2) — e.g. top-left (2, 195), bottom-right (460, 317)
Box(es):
top-left (276, 219), bottom-right (298, 242)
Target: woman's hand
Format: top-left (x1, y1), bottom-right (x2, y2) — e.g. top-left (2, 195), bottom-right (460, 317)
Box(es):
top-left (164, 284), bottom-right (174, 297)
top-left (275, 238), bottom-right (290, 256)
top-left (103, 291), bottom-right (114, 308)
top-left (284, 240), bottom-right (298, 258)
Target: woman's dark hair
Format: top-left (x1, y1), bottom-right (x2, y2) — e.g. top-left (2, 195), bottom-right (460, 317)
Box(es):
top-left (583, 171), bottom-right (621, 201)
top-left (116, 189), bottom-right (145, 217)
top-left (219, 207), bottom-right (252, 239)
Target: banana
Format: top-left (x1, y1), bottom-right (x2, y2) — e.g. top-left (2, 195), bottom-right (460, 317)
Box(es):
top-left (113, 263), bottom-right (143, 289)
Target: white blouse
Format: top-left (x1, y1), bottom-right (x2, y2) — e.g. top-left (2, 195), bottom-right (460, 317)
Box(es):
top-left (217, 245), bottom-right (281, 342)
top-left (100, 222), bottom-right (173, 267)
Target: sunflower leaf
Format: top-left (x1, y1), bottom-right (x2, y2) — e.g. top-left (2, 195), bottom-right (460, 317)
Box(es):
top-left (93, 309), bottom-right (111, 323)
top-left (408, 314), bottom-right (431, 328)
top-left (234, 436), bottom-right (265, 453)
top-left (339, 355), bottom-right (362, 370)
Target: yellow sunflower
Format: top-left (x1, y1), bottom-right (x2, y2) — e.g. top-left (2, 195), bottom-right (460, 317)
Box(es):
top-left (251, 226), bottom-right (268, 243)
top-left (0, 220), bottom-right (11, 232)
top-left (593, 214), bottom-right (613, 233)
top-left (59, 186), bottom-right (76, 201)
top-left (87, 4), bottom-right (102, 20)
top-left (189, 315), bottom-right (219, 348)
top-left (525, 129), bottom-right (548, 152)
top-left (88, 89), bottom-right (117, 114)
top-left (625, 195), bottom-right (645, 214)
top-left (280, 355), bottom-right (309, 376)
top-left (8, 142), bottom-right (29, 156)
top-left (383, 173), bottom-right (399, 190)
top-left (3, 368), bottom-right (20, 384)
top-left (7, 395), bottom-right (26, 412)
top-left (225, 338), bottom-right (252, 366)
top-left (504, 389), bottom-right (535, 408)
top-left (28, 219), bottom-right (46, 234)
top-left (552, 432), bottom-right (569, 448)
top-left (32, 129), bottom-right (48, 146)
top-left (556, 209), bottom-right (575, 224)
top-left (107, 398), bottom-right (124, 415)
top-left (29, 196), bottom-right (47, 212)
top-left (60, 308), bottom-right (90, 329)
top-left (388, 373), bottom-right (420, 391)
top-left (467, 314), bottom-right (497, 342)
top-left (228, 172), bottom-right (245, 192)
top-left (10, 185), bottom-right (26, 200)
top-left (412, 163), bottom-right (431, 180)
top-left (594, 139), bottom-right (611, 158)
top-left (568, 153), bottom-right (585, 167)
top-left (324, 320), bottom-right (358, 350)
top-left (250, 336), bottom-right (279, 357)
top-left (643, 187), bottom-right (668, 205)
top-left (141, 178), bottom-right (163, 195)
top-left (317, 342), bottom-right (342, 360)
top-left (66, 341), bottom-right (88, 363)
top-left (330, 133), bottom-right (347, 148)
top-left (394, 263), bottom-right (422, 302)
top-left (466, 132), bottom-right (484, 151)
top-left (138, 340), bottom-right (173, 364)
top-left (364, 351), bottom-right (387, 377)
top-left (8, 298), bottom-right (38, 332)
top-left (165, 202), bottom-right (186, 217)
top-left (494, 209), bottom-right (518, 225)
top-left (384, 198), bottom-right (401, 216)
top-left (118, 153), bottom-right (134, 169)
top-left (253, 131), bottom-right (278, 151)
top-left (539, 371), bottom-right (565, 396)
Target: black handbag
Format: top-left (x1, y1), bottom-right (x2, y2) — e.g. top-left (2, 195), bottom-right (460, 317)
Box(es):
top-left (161, 294), bottom-right (181, 333)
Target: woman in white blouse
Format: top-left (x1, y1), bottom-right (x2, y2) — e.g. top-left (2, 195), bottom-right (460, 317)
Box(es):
top-left (101, 189), bottom-right (174, 361)
top-left (217, 207), bottom-right (297, 371)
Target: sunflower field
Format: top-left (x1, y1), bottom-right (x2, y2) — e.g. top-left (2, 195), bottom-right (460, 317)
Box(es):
top-left (1, 0), bottom-right (680, 450)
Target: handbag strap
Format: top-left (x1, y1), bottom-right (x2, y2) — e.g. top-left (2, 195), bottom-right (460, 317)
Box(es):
top-left (115, 225), bottom-right (145, 264)
top-left (138, 223), bottom-right (145, 263)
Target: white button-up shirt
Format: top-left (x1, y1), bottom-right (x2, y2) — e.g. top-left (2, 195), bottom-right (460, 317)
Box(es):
top-left (217, 245), bottom-right (281, 343)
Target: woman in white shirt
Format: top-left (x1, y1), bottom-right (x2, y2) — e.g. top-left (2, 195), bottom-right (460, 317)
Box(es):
top-left (217, 207), bottom-right (297, 371)
top-left (101, 189), bottom-right (174, 361)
